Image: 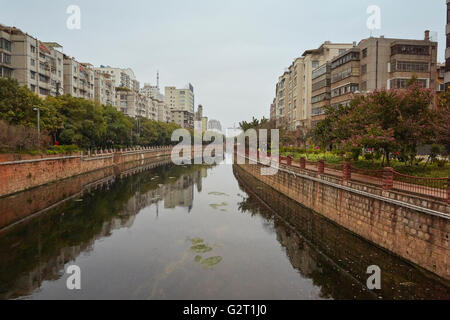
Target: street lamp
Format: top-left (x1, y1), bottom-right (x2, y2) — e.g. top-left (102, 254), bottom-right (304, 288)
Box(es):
top-left (33, 107), bottom-right (40, 147)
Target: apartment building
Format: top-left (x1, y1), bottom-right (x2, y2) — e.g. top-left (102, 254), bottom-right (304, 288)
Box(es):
top-left (0, 27), bottom-right (12, 79)
top-left (156, 99), bottom-right (171, 123)
top-left (140, 84), bottom-right (164, 101)
top-left (329, 47), bottom-right (361, 108)
top-left (311, 63), bottom-right (331, 126)
top-left (274, 42), bottom-right (353, 131)
top-left (446, 0), bottom-right (450, 90)
top-left (116, 89), bottom-right (153, 119)
top-left (94, 71), bottom-right (116, 106)
top-left (93, 66), bottom-right (139, 91)
top-left (63, 57), bottom-right (94, 100)
top-left (172, 110), bottom-right (194, 129)
top-left (269, 99), bottom-right (276, 122)
top-left (165, 84), bottom-right (195, 113)
top-left (0, 25), bottom-right (64, 97)
top-left (358, 33), bottom-right (437, 93)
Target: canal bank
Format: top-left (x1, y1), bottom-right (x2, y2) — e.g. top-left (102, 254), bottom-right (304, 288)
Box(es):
top-left (0, 160), bottom-right (448, 299)
top-left (0, 147), bottom-right (173, 198)
top-left (235, 153), bottom-right (450, 281)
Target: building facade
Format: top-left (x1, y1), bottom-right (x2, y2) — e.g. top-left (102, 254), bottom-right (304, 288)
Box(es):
top-left (63, 57), bottom-right (95, 100)
top-left (93, 66), bottom-right (139, 91)
top-left (273, 42), bottom-right (353, 131)
top-left (311, 63), bottom-right (331, 126)
top-left (165, 84), bottom-right (195, 113)
top-left (116, 89), bottom-right (153, 119)
top-left (0, 25), bottom-right (64, 97)
top-left (94, 70), bottom-right (116, 106)
top-left (171, 110), bottom-right (194, 129)
top-left (274, 32), bottom-right (439, 131)
top-left (358, 33), bottom-right (437, 93)
top-left (330, 47), bottom-right (361, 108)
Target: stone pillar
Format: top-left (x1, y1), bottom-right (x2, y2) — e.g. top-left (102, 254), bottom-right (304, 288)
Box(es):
top-left (300, 157), bottom-right (306, 169)
top-left (343, 162), bottom-right (351, 181)
top-left (318, 160), bottom-right (325, 174)
top-left (286, 156), bottom-right (292, 166)
top-left (382, 167), bottom-right (394, 190)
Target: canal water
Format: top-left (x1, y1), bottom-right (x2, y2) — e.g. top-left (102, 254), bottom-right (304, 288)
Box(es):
top-left (0, 158), bottom-right (448, 300)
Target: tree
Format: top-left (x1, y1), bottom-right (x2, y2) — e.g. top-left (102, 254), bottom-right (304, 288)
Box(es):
top-left (312, 79), bottom-right (436, 164)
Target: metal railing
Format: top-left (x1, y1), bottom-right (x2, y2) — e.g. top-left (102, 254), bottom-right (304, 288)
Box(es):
top-left (238, 150), bottom-right (449, 204)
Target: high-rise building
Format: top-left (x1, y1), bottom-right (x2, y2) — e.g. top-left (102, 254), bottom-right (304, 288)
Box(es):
top-left (115, 89), bottom-right (154, 119)
top-left (93, 66), bottom-right (139, 91)
top-left (329, 47), bottom-right (361, 109)
top-left (165, 84), bottom-right (195, 113)
top-left (140, 83), bottom-right (164, 101)
top-left (63, 57), bottom-right (94, 100)
top-left (358, 32), bottom-right (437, 93)
top-left (311, 63), bottom-right (331, 126)
top-left (165, 84), bottom-right (195, 128)
top-left (0, 24), bottom-right (64, 97)
top-left (274, 42), bottom-right (354, 131)
top-left (94, 70), bottom-right (116, 106)
top-left (446, 0), bottom-right (450, 90)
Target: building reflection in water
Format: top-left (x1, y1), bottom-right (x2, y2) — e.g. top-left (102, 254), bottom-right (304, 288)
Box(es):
top-left (0, 160), bottom-right (209, 300)
top-left (233, 165), bottom-right (450, 300)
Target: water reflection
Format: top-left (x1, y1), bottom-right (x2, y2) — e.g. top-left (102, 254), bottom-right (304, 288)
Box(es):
top-left (233, 165), bottom-right (450, 300)
top-left (0, 160), bottom-right (210, 299)
top-left (0, 161), bottom-right (448, 300)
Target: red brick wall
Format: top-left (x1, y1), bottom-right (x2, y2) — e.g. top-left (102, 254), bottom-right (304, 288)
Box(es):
top-left (0, 149), bottom-right (172, 198)
top-left (238, 162), bottom-right (450, 281)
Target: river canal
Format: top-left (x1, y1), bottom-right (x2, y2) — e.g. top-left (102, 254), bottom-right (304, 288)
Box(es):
top-left (0, 157), bottom-right (448, 299)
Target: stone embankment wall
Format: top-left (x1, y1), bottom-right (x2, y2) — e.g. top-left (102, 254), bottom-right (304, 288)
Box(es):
top-left (0, 147), bottom-right (172, 198)
top-left (236, 160), bottom-right (450, 281)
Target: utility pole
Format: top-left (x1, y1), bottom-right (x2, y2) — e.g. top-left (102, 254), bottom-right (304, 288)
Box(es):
top-left (33, 107), bottom-right (40, 147)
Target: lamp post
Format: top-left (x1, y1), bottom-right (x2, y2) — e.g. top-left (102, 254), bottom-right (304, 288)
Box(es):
top-left (33, 107), bottom-right (40, 147)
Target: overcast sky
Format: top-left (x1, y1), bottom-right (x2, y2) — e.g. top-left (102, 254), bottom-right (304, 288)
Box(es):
top-left (1, 0), bottom-right (446, 129)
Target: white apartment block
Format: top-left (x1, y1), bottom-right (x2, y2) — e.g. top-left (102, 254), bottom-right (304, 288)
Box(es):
top-left (140, 83), bottom-right (164, 101)
top-left (164, 83), bottom-right (195, 113)
top-left (155, 99), bottom-right (171, 123)
top-left (63, 57), bottom-right (94, 100)
top-left (116, 90), bottom-right (156, 120)
top-left (274, 42), bottom-right (353, 131)
top-left (0, 24), bottom-right (64, 97)
top-left (94, 70), bottom-right (116, 106)
top-left (93, 66), bottom-right (139, 91)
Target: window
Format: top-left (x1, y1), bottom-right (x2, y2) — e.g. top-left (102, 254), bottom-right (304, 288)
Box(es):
top-left (393, 60), bottom-right (429, 72)
top-left (1, 53), bottom-right (11, 65)
top-left (391, 45), bottom-right (429, 56)
top-left (361, 64), bottom-right (367, 75)
top-left (30, 45), bottom-right (36, 53)
top-left (362, 48), bottom-right (368, 58)
top-left (390, 78), bottom-right (427, 89)
top-left (30, 84), bottom-right (36, 92)
top-left (312, 61), bottom-right (319, 69)
top-left (331, 67), bottom-right (353, 83)
top-left (30, 70), bottom-right (36, 79)
top-left (361, 81), bottom-right (367, 91)
top-left (30, 58), bottom-right (35, 66)
top-left (0, 38), bottom-right (11, 51)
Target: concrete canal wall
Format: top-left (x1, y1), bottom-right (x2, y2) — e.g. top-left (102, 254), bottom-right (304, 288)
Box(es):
top-left (0, 147), bottom-right (172, 198)
top-left (236, 161), bottom-right (450, 281)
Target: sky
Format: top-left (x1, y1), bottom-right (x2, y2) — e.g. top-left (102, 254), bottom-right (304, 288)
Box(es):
top-left (1, 0), bottom-right (446, 129)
